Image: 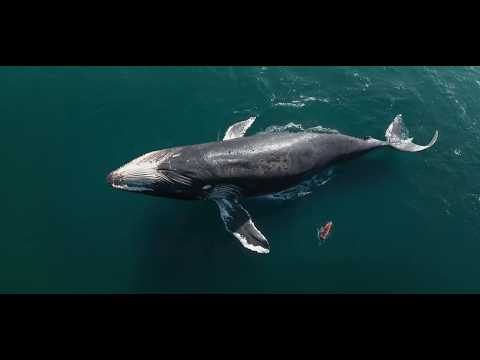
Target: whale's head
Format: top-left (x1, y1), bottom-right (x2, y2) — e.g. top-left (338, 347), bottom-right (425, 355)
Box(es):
top-left (106, 150), bottom-right (203, 200)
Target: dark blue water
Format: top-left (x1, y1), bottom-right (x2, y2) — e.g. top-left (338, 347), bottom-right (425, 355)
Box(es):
top-left (1, 66), bottom-right (479, 293)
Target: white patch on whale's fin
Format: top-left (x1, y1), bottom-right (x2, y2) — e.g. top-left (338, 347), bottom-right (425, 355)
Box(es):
top-left (214, 198), bottom-right (270, 254)
top-left (223, 117), bottom-right (256, 140)
top-left (385, 114), bottom-right (438, 152)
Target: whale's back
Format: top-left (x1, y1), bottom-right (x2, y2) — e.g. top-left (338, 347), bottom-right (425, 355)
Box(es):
top-left (168, 131), bottom-right (360, 197)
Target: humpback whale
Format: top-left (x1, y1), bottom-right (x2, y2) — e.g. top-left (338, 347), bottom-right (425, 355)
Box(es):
top-left (107, 115), bottom-right (438, 254)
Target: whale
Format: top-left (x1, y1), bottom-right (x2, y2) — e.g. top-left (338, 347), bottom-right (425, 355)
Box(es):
top-left (107, 114), bottom-right (438, 254)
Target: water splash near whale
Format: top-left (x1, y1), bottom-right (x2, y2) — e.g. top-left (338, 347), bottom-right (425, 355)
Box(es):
top-left (255, 167), bottom-right (335, 201)
top-left (259, 122), bottom-right (339, 135)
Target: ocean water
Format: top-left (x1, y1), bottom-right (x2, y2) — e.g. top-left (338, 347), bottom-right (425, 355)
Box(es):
top-left (1, 66), bottom-right (480, 293)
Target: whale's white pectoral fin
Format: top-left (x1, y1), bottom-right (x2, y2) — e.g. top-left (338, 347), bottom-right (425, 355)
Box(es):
top-left (214, 198), bottom-right (270, 254)
top-left (223, 117), bottom-right (256, 140)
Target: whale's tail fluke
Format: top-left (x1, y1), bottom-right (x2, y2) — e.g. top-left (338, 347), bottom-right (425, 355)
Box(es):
top-left (384, 114), bottom-right (438, 152)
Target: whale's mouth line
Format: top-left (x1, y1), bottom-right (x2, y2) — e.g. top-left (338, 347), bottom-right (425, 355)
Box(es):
top-left (107, 167), bottom-right (197, 193)
top-left (108, 173), bottom-right (154, 192)
top-left (111, 181), bottom-right (153, 192)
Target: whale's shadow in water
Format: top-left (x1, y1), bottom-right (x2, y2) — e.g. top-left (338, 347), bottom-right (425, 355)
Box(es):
top-left (135, 151), bottom-right (402, 292)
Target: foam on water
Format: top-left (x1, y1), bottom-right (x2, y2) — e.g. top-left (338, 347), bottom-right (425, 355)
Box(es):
top-left (261, 122), bottom-right (305, 133)
top-left (255, 168), bottom-right (335, 201)
top-left (272, 95), bottom-right (331, 108)
top-left (273, 101), bottom-right (305, 108)
top-left (260, 122), bottom-right (338, 135)
top-left (353, 72), bottom-right (372, 91)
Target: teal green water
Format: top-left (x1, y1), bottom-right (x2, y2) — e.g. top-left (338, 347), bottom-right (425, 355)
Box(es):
top-left (2, 66), bottom-right (480, 293)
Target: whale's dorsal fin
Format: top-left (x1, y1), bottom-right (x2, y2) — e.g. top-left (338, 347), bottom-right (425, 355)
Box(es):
top-left (214, 198), bottom-right (270, 254)
top-left (223, 117), bottom-right (256, 140)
